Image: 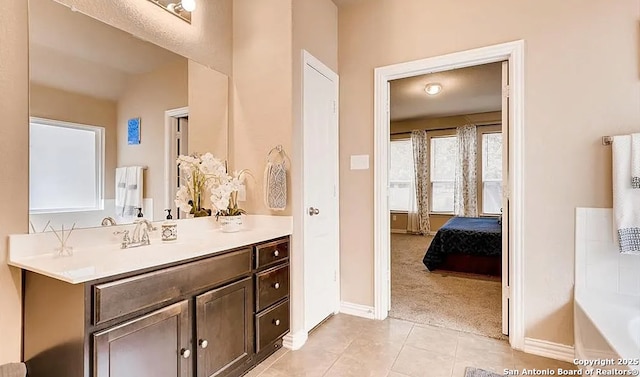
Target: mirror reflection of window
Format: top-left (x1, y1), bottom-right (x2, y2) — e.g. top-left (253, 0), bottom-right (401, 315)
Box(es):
top-left (29, 118), bottom-right (104, 213)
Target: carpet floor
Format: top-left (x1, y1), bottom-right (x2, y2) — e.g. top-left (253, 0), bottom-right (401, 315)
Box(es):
top-left (389, 233), bottom-right (505, 339)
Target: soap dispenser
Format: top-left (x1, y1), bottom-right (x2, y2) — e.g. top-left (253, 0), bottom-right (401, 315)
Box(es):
top-left (162, 209), bottom-right (177, 242)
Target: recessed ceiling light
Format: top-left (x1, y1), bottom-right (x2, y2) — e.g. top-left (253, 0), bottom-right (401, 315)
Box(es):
top-left (424, 83), bottom-right (442, 96)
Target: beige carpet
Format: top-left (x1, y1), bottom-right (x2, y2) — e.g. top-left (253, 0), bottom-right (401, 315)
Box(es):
top-left (389, 233), bottom-right (505, 339)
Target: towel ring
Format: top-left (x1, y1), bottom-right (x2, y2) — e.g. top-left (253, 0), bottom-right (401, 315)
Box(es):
top-left (267, 145), bottom-right (291, 166)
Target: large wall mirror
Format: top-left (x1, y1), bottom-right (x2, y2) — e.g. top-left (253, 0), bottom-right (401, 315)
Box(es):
top-left (28, 0), bottom-right (229, 232)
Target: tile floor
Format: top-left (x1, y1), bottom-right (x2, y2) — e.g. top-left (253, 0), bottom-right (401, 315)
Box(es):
top-left (246, 314), bottom-right (577, 377)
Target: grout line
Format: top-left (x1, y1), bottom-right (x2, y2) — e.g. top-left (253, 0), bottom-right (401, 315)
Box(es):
top-left (387, 323), bottom-right (415, 375)
top-left (389, 343), bottom-right (407, 376)
top-left (255, 348), bottom-right (290, 376)
top-left (320, 351), bottom-right (344, 376)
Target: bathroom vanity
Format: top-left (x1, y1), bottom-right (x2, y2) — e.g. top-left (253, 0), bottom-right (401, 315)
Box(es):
top-left (9, 217), bottom-right (292, 377)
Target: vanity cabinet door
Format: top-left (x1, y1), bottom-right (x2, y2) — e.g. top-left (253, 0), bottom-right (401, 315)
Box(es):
top-left (93, 300), bottom-right (191, 377)
top-left (195, 277), bottom-right (254, 377)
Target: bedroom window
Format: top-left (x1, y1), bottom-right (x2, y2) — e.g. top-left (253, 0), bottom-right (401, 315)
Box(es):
top-left (29, 117), bottom-right (105, 213)
top-left (481, 132), bottom-right (503, 215)
top-left (389, 139), bottom-right (415, 211)
top-left (430, 136), bottom-right (457, 213)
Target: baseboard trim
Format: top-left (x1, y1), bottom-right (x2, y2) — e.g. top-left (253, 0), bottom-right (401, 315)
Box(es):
top-left (283, 330), bottom-right (308, 351)
top-left (390, 229), bottom-right (407, 234)
top-left (339, 301), bottom-right (375, 319)
top-left (523, 337), bottom-right (575, 363)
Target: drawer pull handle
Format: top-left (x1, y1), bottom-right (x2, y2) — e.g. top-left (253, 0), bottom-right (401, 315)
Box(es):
top-left (180, 348), bottom-right (191, 359)
top-left (199, 339), bottom-right (209, 349)
top-left (273, 250), bottom-right (280, 257)
top-left (273, 319), bottom-right (281, 326)
top-left (273, 282), bottom-right (280, 289)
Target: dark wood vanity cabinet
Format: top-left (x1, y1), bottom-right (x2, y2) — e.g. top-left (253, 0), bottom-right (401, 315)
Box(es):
top-left (23, 236), bottom-right (290, 377)
top-left (93, 300), bottom-right (192, 377)
top-left (195, 277), bottom-right (254, 377)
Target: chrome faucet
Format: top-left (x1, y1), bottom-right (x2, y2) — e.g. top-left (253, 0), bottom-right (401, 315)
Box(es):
top-left (114, 219), bottom-right (157, 249)
top-left (101, 217), bottom-right (117, 226)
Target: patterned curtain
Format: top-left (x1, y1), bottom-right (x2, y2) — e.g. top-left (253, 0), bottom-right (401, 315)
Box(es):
top-left (410, 130), bottom-right (431, 234)
top-left (406, 176), bottom-right (420, 233)
top-left (454, 124), bottom-right (478, 217)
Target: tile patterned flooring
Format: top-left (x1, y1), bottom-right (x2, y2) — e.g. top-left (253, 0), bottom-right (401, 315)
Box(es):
top-left (246, 314), bottom-right (576, 377)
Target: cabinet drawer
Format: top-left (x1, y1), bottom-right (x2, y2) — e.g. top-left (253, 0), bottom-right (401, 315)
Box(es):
top-left (255, 264), bottom-right (289, 312)
top-left (93, 248), bottom-right (251, 325)
top-left (255, 299), bottom-right (289, 353)
top-left (255, 239), bottom-right (289, 269)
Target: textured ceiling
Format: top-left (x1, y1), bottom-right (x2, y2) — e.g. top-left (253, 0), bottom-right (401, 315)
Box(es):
top-left (390, 62), bottom-right (503, 121)
top-left (29, 0), bottom-right (183, 100)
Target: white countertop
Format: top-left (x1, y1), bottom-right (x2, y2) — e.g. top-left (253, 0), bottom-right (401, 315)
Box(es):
top-left (8, 215), bottom-right (292, 284)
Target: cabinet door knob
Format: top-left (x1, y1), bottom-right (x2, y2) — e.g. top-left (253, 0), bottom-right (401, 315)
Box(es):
top-left (273, 250), bottom-right (279, 257)
top-left (273, 282), bottom-right (280, 289)
top-left (273, 319), bottom-right (281, 326)
top-left (198, 339), bottom-right (208, 349)
top-left (180, 348), bottom-right (191, 359)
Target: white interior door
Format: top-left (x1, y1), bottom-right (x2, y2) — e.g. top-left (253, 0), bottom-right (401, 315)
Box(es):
top-left (303, 52), bottom-right (340, 332)
top-left (501, 60), bottom-right (510, 336)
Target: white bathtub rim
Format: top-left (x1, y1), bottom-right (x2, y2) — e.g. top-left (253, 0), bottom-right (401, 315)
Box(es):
top-left (575, 289), bottom-right (640, 370)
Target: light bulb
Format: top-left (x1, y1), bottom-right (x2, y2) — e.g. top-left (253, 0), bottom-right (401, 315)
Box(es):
top-left (181, 0), bottom-right (196, 12)
top-left (424, 83), bottom-right (442, 96)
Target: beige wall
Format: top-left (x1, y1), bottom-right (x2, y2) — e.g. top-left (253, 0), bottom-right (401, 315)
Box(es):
top-left (390, 212), bottom-right (451, 233)
top-left (0, 0), bottom-right (28, 364)
top-left (290, 0), bottom-right (339, 337)
top-left (188, 60), bottom-right (229, 160)
top-left (231, 0), bottom-right (293, 215)
top-left (29, 84), bottom-right (118, 199)
top-left (54, 0), bottom-right (233, 75)
top-left (117, 59), bottom-right (188, 220)
top-left (231, 0), bottom-right (337, 339)
top-left (339, 0), bottom-right (640, 346)
top-left (391, 111), bottom-right (501, 134)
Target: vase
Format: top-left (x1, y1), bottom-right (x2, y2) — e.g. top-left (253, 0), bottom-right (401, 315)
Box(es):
top-left (219, 215), bottom-right (243, 233)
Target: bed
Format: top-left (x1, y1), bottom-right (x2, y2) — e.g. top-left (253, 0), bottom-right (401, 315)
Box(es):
top-left (422, 216), bottom-right (502, 276)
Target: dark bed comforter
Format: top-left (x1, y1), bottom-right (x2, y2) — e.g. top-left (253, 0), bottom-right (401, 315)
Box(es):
top-left (422, 216), bottom-right (502, 271)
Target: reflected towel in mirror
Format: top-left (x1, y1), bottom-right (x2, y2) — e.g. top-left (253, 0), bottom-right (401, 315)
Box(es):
top-left (115, 166), bottom-right (144, 221)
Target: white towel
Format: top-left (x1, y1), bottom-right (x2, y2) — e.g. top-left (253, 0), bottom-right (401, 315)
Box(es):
top-left (631, 133), bottom-right (640, 188)
top-left (263, 162), bottom-right (287, 211)
top-left (115, 166), bottom-right (143, 220)
top-left (612, 135), bottom-right (640, 254)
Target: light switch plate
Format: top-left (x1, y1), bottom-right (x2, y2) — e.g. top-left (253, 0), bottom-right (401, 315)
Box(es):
top-left (350, 155), bottom-right (369, 170)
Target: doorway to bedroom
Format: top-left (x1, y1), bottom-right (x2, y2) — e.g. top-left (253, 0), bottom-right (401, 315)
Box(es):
top-left (387, 61), bottom-right (508, 339)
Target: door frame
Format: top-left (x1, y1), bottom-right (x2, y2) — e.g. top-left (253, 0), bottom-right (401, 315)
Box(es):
top-left (164, 106), bottom-right (189, 214)
top-left (373, 40), bottom-right (525, 350)
top-left (290, 50), bottom-right (341, 344)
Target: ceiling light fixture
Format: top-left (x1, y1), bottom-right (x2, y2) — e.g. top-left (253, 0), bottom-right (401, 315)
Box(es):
top-left (149, 0), bottom-right (195, 23)
top-left (168, 0), bottom-right (196, 13)
top-left (424, 83), bottom-right (442, 96)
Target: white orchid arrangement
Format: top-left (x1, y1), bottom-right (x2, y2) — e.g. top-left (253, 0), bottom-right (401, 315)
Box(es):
top-left (212, 169), bottom-right (250, 217)
top-left (175, 153), bottom-right (249, 218)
